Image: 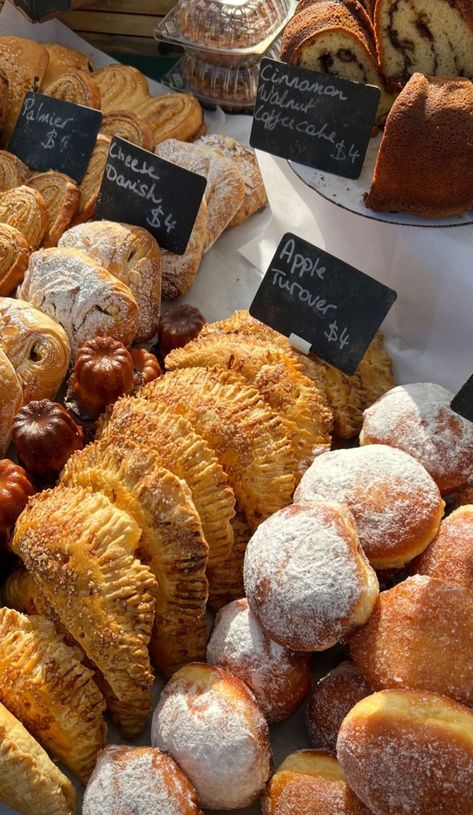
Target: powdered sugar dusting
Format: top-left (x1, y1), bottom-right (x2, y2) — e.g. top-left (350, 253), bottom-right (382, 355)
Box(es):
top-left (361, 383), bottom-right (473, 494)
top-left (306, 661), bottom-right (372, 751)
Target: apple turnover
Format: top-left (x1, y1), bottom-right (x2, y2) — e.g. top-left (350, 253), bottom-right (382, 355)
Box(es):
top-left (93, 64), bottom-right (149, 114)
top-left (0, 346), bottom-right (22, 456)
top-left (74, 133), bottom-right (111, 224)
top-left (61, 440), bottom-right (209, 677)
top-left (0, 607), bottom-right (106, 782)
top-left (207, 508), bottom-right (251, 612)
top-left (0, 702), bottom-right (75, 815)
top-left (0, 37), bottom-right (49, 145)
top-left (28, 172), bottom-right (80, 247)
top-left (99, 110), bottom-right (155, 151)
top-left (135, 93), bottom-right (205, 145)
top-left (0, 186), bottom-right (48, 250)
top-left (43, 70), bottom-right (101, 109)
top-left (141, 367), bottom-right (295, 529)
top-left (12, 486), bottom-right (157, 739)
top-left (0, 224), bottom-right (30, 296)
top-left (0, 150), bottom-right (30, 192)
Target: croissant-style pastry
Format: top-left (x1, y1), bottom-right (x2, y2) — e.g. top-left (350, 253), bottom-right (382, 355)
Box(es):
top-left (0, 186), bottom-right (48, 250)
top-left (61, 440), bottom-right (209, 677)
top-left (0, 37), bottom-right (49, 146)
top-left (66, 336), bottom-right (135, 420)
top-left (0, 702), bottom-right (76, 815)
top-left (0, 460), bottom-right (33, 535)
top-left (28, 172), bottom-right (80, 248)
top-left (12, 486), bottom-right (157, 739)
top-left (93, 64), bottom-right (149, 114)
top-left (97, 397), bottom-right (235, 574)
top-left (0, 150), bottom-right (30, 192)
top-left (0, 607), bottom-right (107, 782)
top-left (43, 70), bottom-right (101, 109)
top-left (141, 367), bottom-right (295, 530)
top-left (0, 225), bottom-right (30, 297)
top-left (74, 134), bottom-right (111, 224)
top-left (0, 347), bottom-right (22, 457)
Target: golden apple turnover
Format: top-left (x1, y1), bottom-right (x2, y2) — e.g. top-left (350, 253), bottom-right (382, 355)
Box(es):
top-left (61, 439), bottom-right (209, 677)
top-left (0, 186), bottom-right (48, 250)
top-left (0, 702), bottom-right (75, 815)
top-left (12, 486), bottom-right (157, 739)
top-left (0, 607), bottom-right (106, 782)
top-left (0, 224), bottom-right (30, 296)
top-left (28, 172), bottom-right (80, 247)
top-left (207, 508), bottom-right (250, 612)
top-left (43, 70), bottom-right (101, 109)
top-left (93, 64), bottom-right (149, 114)
top-left (0, 347), bottom-right (22, 457)
top-left (0, 150), bottom-right (30, 192)
top-left (141, 366), bottom-right (295, 530)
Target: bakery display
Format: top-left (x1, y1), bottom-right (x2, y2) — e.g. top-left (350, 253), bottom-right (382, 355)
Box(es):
top-left (66, 337), bottom-right (134, 420)
top-left (0, 459), bottom-right (32, 536)
top-left (158, 303), bottom-right (207, 354)
top-left (12, 400), bottom-right (84, 480)
top-left (175, 0), bottom-right (291, 49)
top-left (135, 93), bottom-right (205, 145)
top-left (99, 111), bottom-right (155, 152)
top-left (0, 224), bottom-right (30, 296)
top-left (41, 42), bottom-right (94, 88)
top-left (337, 689), bottom-right (473, 815)
top-left (93, 64), bottom-right (149, 113)
top-left (43, 70), bottom-right (101, 108)
top-left (306, 661), bottom-right (372, 751)
top-left (160, 202), bottom-right (208, 299)
top-left (151, 662), bottom-right (272, 809)
top-left (83, 746), bottom-right (203, 815)
top-left (0, 151), bottom-right (30, 192)
top-left (412, 505), bottom-right (473, 591)
top-left (0, 186), bottom-right (48, 250)
top-left (73, 133), bottom-right (111, 225)
top-left (0, 37), bottom-right (48, 145)
top-left (0, 347), bottom-right (23, 457)
top-left (28, 172), bottom-right (80, 248)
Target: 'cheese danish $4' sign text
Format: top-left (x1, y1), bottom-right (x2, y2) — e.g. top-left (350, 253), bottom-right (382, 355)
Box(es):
top-left (250, 233), bottom-right (397, 376)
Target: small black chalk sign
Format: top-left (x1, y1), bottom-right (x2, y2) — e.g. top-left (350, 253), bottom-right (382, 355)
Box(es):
top-left (14, 1), bottom-right (72, 19)
top-left (451, 375), bottom-right (473, 424)
top-left (96, 137), bottom-right (207, 255)
top-left (250, 58), bottom-right (380, 179)
top-left (8, 92), bottom-right (102, 184)
top-left (250, 233), bottom-right (397, 376)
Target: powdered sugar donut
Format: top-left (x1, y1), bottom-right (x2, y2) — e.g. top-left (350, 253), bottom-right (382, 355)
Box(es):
top-left (337, 689), bottom-right (473, 815)
top-left (82, 746), bottom-right (202, 815)
top-left (243, 501), bottom-right (379, 652)
top-left (151, 663), bottom-right (272, 810)
top-left (360, 383), bottom-right (473, 495)
top-left (207, 598), bottom-right (311, 722)
top-left (456, 484), bottom-right (473, 507)
top-left (306, 661), bottom-right (372, 752)
top-left (294, 445), bottom-right (445, 569)
top-left (411, 505), bottom-right (473, 591)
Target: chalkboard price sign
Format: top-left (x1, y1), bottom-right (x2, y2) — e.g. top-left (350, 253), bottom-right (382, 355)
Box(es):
top-left (451, 375), bottom-right (473, 424)
top-left (250, 233), bottom-right (397, 376)
top-left (96, 137), bottom-right (207, 255)
top-left (8, 92), bottom-right (102, 184)
top-left (250, 58), bottom-right (380, 179)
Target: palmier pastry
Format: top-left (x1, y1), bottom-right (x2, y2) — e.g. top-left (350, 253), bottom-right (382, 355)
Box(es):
top-left (0, 224), bottom-right (30, 296)
top-left (0, 37), bottom-right (48, 145)
top-left (244, 501), bottom-right (379, 651)
top-left (43, 70), bottom-right (101, 109)
top-left (160, 201), bottom-right (208, 299)
top-left (99, 110), bottom-right (155, 151)
top-left (0, 459), bottom-right (33, 535)
top-left (0, 186), bottom-right (48, 250)
top-left (0, 150), bottom-right (30, 192)
top-left (411, 505), bottom-right (473, 590)
top-left (0, 702), bottom-right (76, 815)
top-left (42, 43), bottom-right (94, 88)
top-left (93, 64), bottom-right (149, 114)
top-left (74, 134), bottom-right (111, 224)
top-left (361, 382), bottom-right (473, 494)
top-left (135, 93), bottom-right (205, 146)
top-left (83, 746), bottom-right (203, 815)
top-left (0, 297), bottom-right (71, 402)
top-left (306, 661), bottom-right (372, 752)
top-left (0, 348), bottom-right (22, 457)
top-left (131, 347), bottom-right (161, 386)
top-left (0, 608), bottom-right (106, 782)
top-left (66, 337), bottom-right (134, 420)
top-left (0, 69), bottom-right (8, 138)
top-left (158, 303), bottom-right (206, 355)
top-left (13, 399), bottom-right (84, 480)
top-left (59, 220), bottom-right (161, 342)
top-left (295, 445), bottom-right (445, 568)
top-left (12, 486), bottom-right (157, 739)
top-left (263, 750), bottom-right (372, 815)
top-left (337, 689), bottom-right (473, 815)
top-left (28, 172), bottom-right (79, 247)
top-left (350, 574), bottom-right (473, 707)
top-left (19, 247), bottom-right (139, 355)
top-left (151, 663), bottom-right (272, 809)
top-left (207, 598), bottom-right (311, 722)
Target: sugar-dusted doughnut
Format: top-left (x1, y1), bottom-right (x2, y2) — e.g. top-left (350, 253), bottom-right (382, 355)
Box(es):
top-left (207, 598), bottom-right (311, 722)
top-left (360, 383), bottom-right (473, 494)
top-left (337, 689), bottom-right (473, 815)
top-left (263, 749), bottom-right (372, 815)
top-left (307, 661), bottom-right (372, 752)
top-left (456, 485), bottom-right (473, 508)
top-left (83, 746), bottom-right (203, 815)
top-left (243, 501), bottom-right (379, 652)
top-left (294, 446), bottom-right (445, 568)
top-left (411, 505), bottom-right (473, 591)
top-left (350, 574), bottom-right (473, 707)
top-left (151, 663), bottom-right (272, 810)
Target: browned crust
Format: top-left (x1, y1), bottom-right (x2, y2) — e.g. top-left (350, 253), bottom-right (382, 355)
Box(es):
top-left (0, 224), bottom-right (30, 296)
top-left (281, 0), bottom-right (377, 63)
top-left (43, 70), bottom-right (101, 109)
top-left (99, 110), bottom-right (155, 152)
top-left (28, 171), bottom-right (80, 247)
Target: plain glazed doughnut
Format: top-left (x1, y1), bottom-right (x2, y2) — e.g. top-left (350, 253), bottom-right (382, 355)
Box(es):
top-left (243, 501), bottom-right (379, 652)
top-left (411, 505), bottom-right (473, 591)
top-left (294, 445), bottom-right (445, 568)
top-left (307, 662), bottom-right (372, 752)
top-left (151, 662), bottom-right (272, 810)
top-left (207, 598), bottom-right (311, 722)
top-left (83, 746), bottom-right (202, 815)
top-left (263, 749), bottom-right (372, 815)
top-left (350, 574), bottom-right (473, 707)
top-left (337, 689), bottom-right (473, 815)
top-left (360, 383), bottom-right (473, 494)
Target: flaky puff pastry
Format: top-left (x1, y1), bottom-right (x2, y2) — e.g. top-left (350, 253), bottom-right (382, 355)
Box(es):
top-left (28, 172), bottom-right (80, 248)
top-left (0, 346), bottom-right (22, 456)
top-left (0, 186), bottom-right (48, 250)
top-left (0, 224), bottom-right (30, 296)
top-left (0, 150), bottom-right (30, 192)
top-left (0, 37), bottom-right (49, 146)
top-left (98, 397), bottom-right (235, 574)
top-left (12, 486), bottom-right (157, 740)
top-left (0, 607), bottom-right (106, 782)
top-left (141, 367), bottom-right (295, 530)
top-left (42, 43), bottom-right (94, 88)
top-left (0, 297), bottom-right (71, 402)
top-left (61, 439), bottom-right (209, 678)
top-left (207, 509), bottom-right (250, 613)
top-left (0, 702), bottom-right (75, 815)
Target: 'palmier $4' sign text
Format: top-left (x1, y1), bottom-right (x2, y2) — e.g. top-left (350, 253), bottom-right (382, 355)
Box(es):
top-left (96, 137), bottom-right (207, 255)
top-left (250, 233), bottom-right (397, 376)
top-left (250, 58), bottom-right (380, 179)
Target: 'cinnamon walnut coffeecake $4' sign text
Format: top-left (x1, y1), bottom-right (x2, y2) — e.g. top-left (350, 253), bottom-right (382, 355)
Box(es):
top-left (96, 137), bottom-right (207, 254)
top-left (250, 59), bottom-right (380, 179)
top-left (250, 233), bottom-right (397, 375)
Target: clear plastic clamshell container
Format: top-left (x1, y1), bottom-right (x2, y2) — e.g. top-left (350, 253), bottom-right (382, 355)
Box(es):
top-left (155, 0), bottom-right (296, 56)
